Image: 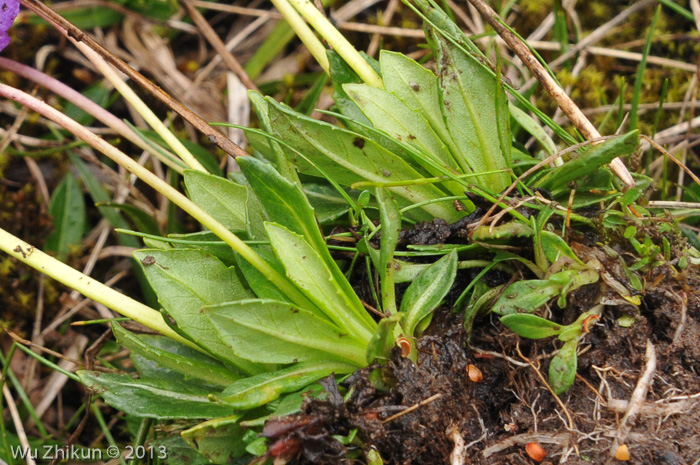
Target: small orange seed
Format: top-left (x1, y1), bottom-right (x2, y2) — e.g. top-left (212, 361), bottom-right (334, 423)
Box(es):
top-left (467, 364), bottom-right (483, 383)
top-left (615, 444), bottom-right (630, 461)
top-left (525, 442), bottom-right (546, 462)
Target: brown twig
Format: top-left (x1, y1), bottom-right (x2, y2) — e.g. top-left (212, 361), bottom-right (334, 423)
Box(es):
top-left (19, 0), bottom-right (248, 159)
top-left (382, 393), bottom-right (442, 423)
top-left (178, 0), bottom-right (259, 92)
top-left (465, 0), bottom-right (635, 190)
top-left (6, 330), bottom-right (83, 366)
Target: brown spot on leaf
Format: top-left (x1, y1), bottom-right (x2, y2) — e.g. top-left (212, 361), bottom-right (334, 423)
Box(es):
top-left (353, 137), bottom-right (365, 149)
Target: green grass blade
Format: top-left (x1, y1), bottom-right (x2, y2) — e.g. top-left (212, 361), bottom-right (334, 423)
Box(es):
top-left (629, 4), bottom-right (661, 131)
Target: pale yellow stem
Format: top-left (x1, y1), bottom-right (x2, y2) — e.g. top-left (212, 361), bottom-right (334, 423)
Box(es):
top-left (270, 0), bottom-right (330, 74)
top-left (0, 227), bottom-right (192, 347)
top-left (285, 0), bottom-right (383, 87)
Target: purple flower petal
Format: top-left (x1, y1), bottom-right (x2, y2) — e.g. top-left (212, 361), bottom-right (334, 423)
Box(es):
top-left (0, 0), bottom-right (20, 53)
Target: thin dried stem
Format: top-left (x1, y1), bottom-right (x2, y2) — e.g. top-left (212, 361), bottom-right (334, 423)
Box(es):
top-left (179, 0), bottom-right (259, 92)
top-left (382, 393), bottom-right (442, 424)
top-left (3, 384), bottom-right (36, 465)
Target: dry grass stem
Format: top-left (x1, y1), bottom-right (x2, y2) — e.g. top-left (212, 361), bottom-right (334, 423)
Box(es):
top-left (179, 0), bottom-right (259, 92)
top-left (3, 384), bottom-right (36, 465)
top-left (643, 135), bottom-right (700, 189)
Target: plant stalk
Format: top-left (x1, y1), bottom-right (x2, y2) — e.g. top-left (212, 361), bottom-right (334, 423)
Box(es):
top-left (284, 0), bottom-right (383, 87)
top-left (465, 0), bottom-right (636, 190)
top-left (68, 39), bottom-right (206, 172)
top-left (270, 0), bottom-right (330, 73)
top-left (0, 227), bottom-right (189, 347)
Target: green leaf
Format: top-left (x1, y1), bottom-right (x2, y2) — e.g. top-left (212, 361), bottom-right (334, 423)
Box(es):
top-left (267, 98), bottom-right (460, 222)
top-left (45, 173), bottom-right (86, 258)
top-left (499, 313), bottom-right (565, 339)
top-left (377, 188), bottom-right (402, 315)
top-left (181, 415), bottom-right (248, 464)
top-left (239, 156), bottom-right (374, 331)
top-left (112, 324), bottom-right (240, 388)
top-left (240, 384), bottom-right (327, 428)
top-left (434, 32), bottom-right (511, 192)
top-left (235, 245), bottom-right (291, 303)
top-left (133, 248), bottom-right (259, 374)
top-left (549, 338), bottom-right (579, 394)
top-left (380, 50), bottom-right (459, 160)
top-left (248, 90), bottom-right (297, 181)
top-left (184, 170), bottom-right (248, 233)
top-left (401, 250), bottom-right (458, 337)
top-left (237, 156), bottom-right (324, 256)
top-left (491, 270), bottom-right (598, 315)
top-left (265, 222), bottom-right (375, 340)
top-left (205, 299), bottom-right (367, 366)
top-left (539, 231), bottom-right (584, 265)
top-left (167, 231), bottom-right (237, 267)
top-left (366, 314), bottom-right (401, 364)
top-left (77, 371), bottom-right (237, 420)
top-left (343, 83), bottom-right (459, 173)
top-left (534, 131), bottom-right (639, 193)
top-left (219, 360), bottom-right (354, 409)
top-left (509, 104), bottom-right (557, 157)
top-left (304, 184), bottom-right (353, 224)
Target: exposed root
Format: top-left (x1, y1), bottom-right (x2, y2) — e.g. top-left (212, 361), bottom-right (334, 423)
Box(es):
top-left (669, 291), bottom-right (688, 348)
top-left (447, 424), bottom-right (466, 465)
top-left (482, 432), bottom-right (571, 458)
top-left (608, 339), bottom-right (657, 461)
top-left (606, 398), bottom-right (698, 418)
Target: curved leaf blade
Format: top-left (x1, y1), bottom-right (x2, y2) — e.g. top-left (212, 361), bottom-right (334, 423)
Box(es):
top-left (265, 222), bottom-right (374, 340)
top-left (112, 324), bottom-right (240, 387)
top-left (219, 360), bottom-right (355, 409)
top-left (400, 250), bottom-right (458, 336)
top-left (499, 313), bottom-right (565, 339)
top-left (434, 33), bottom-right (511, 191)
top-left (134, 248), bottom-right (259, 374)
top-left (77, 371), bottom-right (236, 420)
top-left (205, 299), bottom-right (367, 366)
top-left (267, 98), bottom-right (460, 222)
